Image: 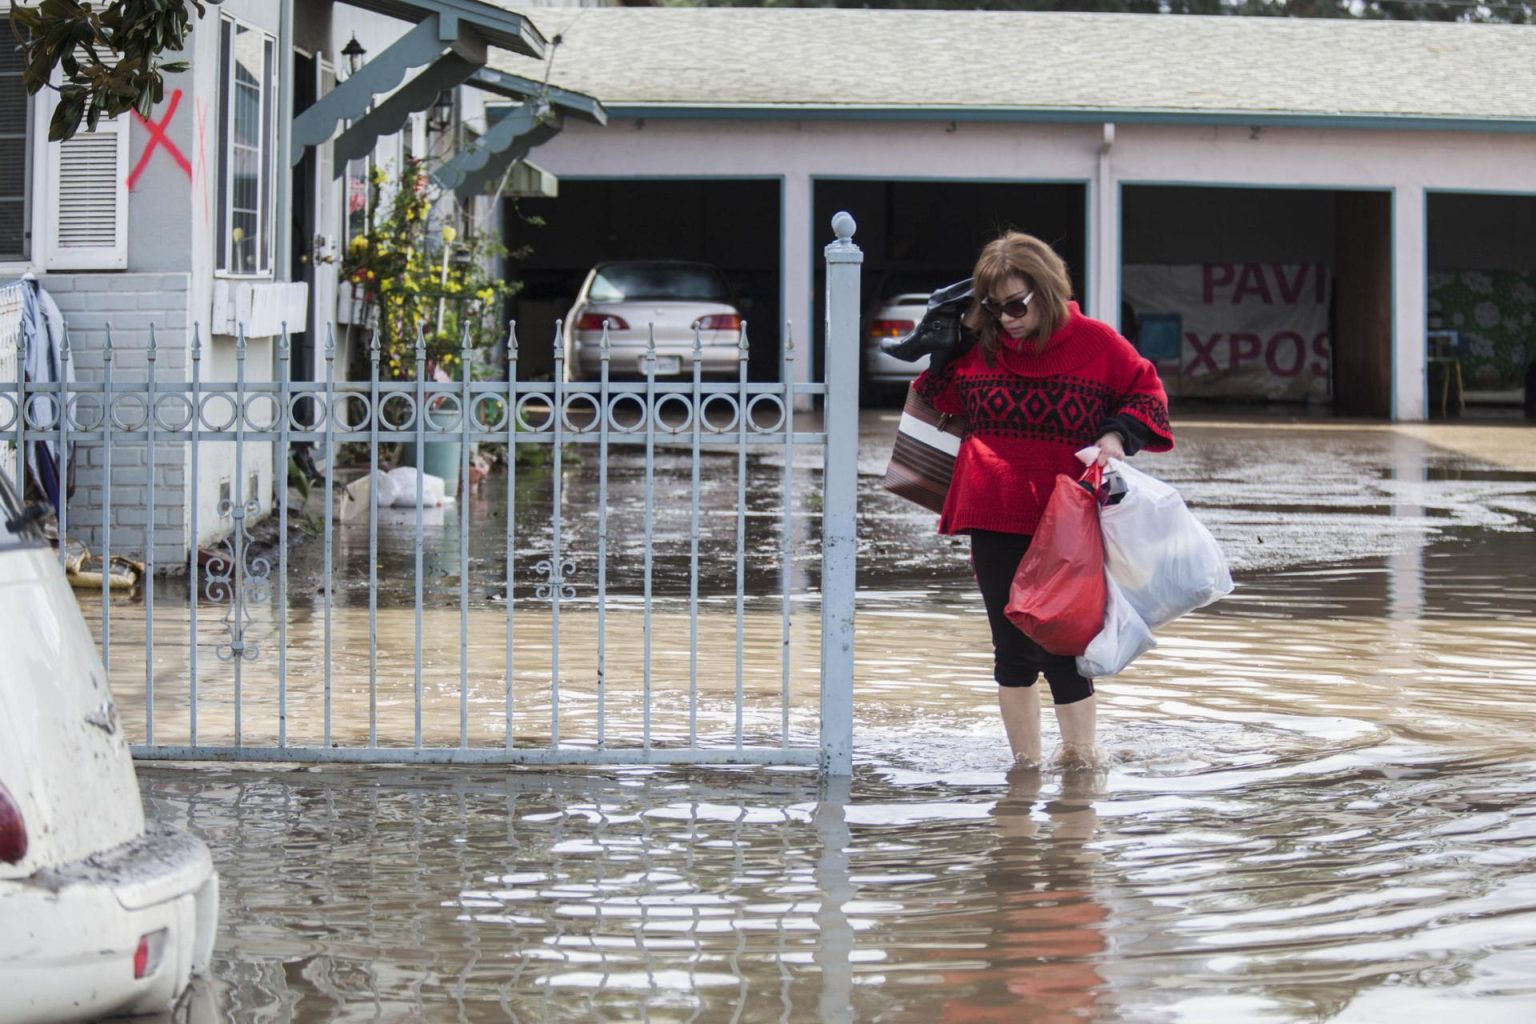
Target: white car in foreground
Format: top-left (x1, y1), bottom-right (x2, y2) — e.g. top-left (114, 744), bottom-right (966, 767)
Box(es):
top-left (0, 470), bottom-right (218, 1023)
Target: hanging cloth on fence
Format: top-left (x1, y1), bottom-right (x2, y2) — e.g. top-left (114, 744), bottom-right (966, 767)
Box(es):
top-left (16, 274), bottom-right (74, 513)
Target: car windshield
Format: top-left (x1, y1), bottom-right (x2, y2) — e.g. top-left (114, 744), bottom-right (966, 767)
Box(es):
top-left (589, 264), bottom-right (729, 303)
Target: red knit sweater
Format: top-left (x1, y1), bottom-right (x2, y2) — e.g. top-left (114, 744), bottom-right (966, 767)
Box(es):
top-left (913, 303), bottom-right (1173, 536)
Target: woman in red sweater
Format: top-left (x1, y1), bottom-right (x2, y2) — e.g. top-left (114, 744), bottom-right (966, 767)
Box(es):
top-left (912, 232), bottom-right (1173, 768)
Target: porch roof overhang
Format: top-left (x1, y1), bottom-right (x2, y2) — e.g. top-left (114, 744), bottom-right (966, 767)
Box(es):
top-left (431, 71), bottom-right (606, 199)
top-left (468, 68), bottom-right (608, 127)
top-left (293, 0), bottom-right (546, 166)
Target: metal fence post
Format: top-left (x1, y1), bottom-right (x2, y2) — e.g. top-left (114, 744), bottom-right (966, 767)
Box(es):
top-left (820, 212), bottom-right (861, 776)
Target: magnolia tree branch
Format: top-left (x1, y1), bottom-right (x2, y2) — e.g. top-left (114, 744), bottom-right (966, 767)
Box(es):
top-left (8, 0), bottom-right (208, 141)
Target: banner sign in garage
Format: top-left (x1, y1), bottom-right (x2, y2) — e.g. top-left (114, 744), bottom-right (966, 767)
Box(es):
top-left (1122, 264), bottom-right (1332, 401)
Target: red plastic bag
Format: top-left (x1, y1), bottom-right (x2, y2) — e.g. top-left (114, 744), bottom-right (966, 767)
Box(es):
top-left (1004, 467), bottom-right (1107, 656)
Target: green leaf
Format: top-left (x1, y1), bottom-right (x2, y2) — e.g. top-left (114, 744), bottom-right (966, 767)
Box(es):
top-left (48, 97), bottom-right (83, 142)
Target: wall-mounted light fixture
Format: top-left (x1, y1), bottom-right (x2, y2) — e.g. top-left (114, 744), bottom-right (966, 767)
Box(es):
top-left (342, 34), bottom-right (366, 77)
top-left (429, 89), bottom-right (455, 135)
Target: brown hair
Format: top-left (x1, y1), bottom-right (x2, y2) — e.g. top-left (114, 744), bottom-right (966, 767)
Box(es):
top-left (963, 232), bottom-right (1074, 358)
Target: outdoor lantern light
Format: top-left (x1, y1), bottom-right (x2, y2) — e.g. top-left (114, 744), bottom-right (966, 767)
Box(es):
top-left (342, 34), bottom-right (366, 76)
top-left (430, 90), bottom-right (455, 134)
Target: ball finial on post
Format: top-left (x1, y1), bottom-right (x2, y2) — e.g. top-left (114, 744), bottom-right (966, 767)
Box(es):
top-left (831, 211), bottom-right (856, 241)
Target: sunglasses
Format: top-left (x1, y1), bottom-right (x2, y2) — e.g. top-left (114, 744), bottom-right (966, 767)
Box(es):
top-left (980, 292), bottom-right (1033, 319)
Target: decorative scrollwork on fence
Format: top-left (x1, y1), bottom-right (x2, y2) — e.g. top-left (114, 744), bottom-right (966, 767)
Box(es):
top-left (534, 558), bottom-right (577, 602)
top-left (207, 497), bottom-right (271, 663)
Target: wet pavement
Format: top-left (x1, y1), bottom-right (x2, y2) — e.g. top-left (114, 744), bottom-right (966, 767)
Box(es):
top-left (111, 411), bottom-right (1536, 1021)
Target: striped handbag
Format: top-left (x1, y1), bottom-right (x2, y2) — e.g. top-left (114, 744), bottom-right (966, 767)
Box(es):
top-left (882, 384), bottom-right (966, 514)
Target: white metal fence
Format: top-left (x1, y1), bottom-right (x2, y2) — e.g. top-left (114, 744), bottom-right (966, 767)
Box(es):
top-left (1, 216), bottom-right (865, 773)
top-left (0, 282), bottom-right (23, 484)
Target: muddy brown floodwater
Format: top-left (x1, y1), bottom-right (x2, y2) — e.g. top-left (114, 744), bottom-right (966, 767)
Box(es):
top-left (104, 416), bottom-right (1536, 1022)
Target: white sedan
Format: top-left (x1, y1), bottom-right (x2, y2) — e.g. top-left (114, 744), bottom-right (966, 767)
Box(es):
top-left (862, 290), bottom-right (932, 398)
top-left (0, 471), bottom-right (218, 1023)
top-left (562, 261), bottom-right (747, 381)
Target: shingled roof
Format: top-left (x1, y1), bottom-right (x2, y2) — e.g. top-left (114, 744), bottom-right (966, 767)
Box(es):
top-left (487, 7), bottom-right (1536, 127)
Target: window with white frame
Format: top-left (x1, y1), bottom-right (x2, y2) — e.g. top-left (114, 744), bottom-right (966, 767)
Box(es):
top-left (0, 23), bottom-right (32, 262)
top-left (217, 16), bottom-right (276, 275)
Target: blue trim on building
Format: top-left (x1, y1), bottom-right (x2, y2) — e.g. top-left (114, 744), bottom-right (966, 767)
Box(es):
top-left (1114, 180), bottom-right (1124, 339)
top-left (615, 105), bottom-right (1536, 135)
top-left (1119, 179), bottom-right (1398, 193)
top-left (1083, 184), bottom-right (1094, 322)
top-left (1392, 186), bottom-right (1400, 421)
top-left (1415, 188), bottom-right (1423, 423)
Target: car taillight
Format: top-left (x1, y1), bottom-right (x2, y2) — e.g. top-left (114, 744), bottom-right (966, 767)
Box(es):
top-left (575, 313), bottom-right (629, 331)
top-left (868, 319), bottom-right (915, 338)
top-left (134, 929), bottom-right (168, 979)
top-left (693, 314), bottom-right (743, 332)
top-left (0, 780), bottom-right (26, 864)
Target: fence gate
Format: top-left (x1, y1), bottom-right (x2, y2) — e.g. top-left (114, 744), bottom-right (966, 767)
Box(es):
top-left (1, 218), bottom-right (865, 773)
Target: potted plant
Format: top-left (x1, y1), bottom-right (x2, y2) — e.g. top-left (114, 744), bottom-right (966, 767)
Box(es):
top-left (341, 160), bottom-right (512, 496)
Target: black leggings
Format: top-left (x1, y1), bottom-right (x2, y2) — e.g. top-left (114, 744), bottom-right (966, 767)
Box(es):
top-left (969, 529), bottom-right (1095, 705)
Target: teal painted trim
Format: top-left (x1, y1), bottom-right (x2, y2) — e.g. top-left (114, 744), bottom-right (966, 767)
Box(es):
top-left (778, 175), bottom-right (789, 382)
top-left (1083, 183), bottom-right (1094, 319)
top-left (808, 186), bottom-right (819, 384)
top-left (344, 0), bottom-right (544, 57)
top-left (538, 173), bottom-right (784, 182)
top-left (1423, 187), bottom-right (1536, 410)
top-left (473, 69), bottom-right (607, 125)
top-left (808, 173), bottom-right (1091, 186)
top-left (1123, 180), bottom-right (1405, 412)
top-left (1115, 180), bottom-right (1124, 338)
top-left (1425, 185), bottom-right (1536, 198)
top-left (1121, 179), bottom-right (1391, 193)
top-left (1415, 187), bottom-right (1422, 422)
top-left (1392, 186), bottom-right (1400, 421)
top-left (616, 105), bottom-right (1536, 135)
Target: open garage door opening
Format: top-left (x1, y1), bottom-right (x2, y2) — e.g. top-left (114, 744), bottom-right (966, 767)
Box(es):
top-left (812, 180), bottom-right (1086, 404)
top-left (1122, 185), bottom-right (1392, 418)
top-left (507, 179), bottom-right (782, 382)
top-left (1427, 192), bottom-right (1536, 419)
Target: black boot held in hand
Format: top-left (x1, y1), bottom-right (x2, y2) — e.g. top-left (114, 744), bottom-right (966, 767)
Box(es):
top-left (882, 277), bottom-right (977, 377)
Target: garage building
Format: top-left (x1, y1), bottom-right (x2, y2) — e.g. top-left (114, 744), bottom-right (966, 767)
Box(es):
top-left (493, 7), bottom-right (1536, 419)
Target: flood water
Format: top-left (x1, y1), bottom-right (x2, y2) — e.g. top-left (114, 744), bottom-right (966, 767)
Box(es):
top-left (112, 415), bottom-right (1536, 1022)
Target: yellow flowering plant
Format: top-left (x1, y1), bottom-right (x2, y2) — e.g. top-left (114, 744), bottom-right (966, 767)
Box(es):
top-left (342, 159), bottom-right (514, 381)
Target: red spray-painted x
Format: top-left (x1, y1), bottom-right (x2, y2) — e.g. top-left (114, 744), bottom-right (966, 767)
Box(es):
top-left (127, 88), bottom-right (192, 189)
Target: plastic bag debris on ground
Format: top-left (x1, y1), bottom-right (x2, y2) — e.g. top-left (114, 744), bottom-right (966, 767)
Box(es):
top-left (338, 469), bottom-right (451, 523)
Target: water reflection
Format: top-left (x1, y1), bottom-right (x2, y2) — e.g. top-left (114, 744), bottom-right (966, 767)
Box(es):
top-left (930, 769), bottom-right (1108, 1024)
top-left (119, 419), bottom-right (1536, 1021)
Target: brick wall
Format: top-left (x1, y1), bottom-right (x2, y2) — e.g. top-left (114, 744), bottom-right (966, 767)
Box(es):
top-left (43, 272), bottom-right (194, 572)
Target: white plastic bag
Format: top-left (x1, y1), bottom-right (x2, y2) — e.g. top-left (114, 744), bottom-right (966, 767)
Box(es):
top-left (384, 467), bottom-right (447, 507)
top-left (1098, 458), bottom-right (1232, 629)
top-left (337, 471), bottom-right (403, 523)
top-left (337, 468), bottom-right (448, 521)
top-left (1076, 574), bottom-right (1157, 678)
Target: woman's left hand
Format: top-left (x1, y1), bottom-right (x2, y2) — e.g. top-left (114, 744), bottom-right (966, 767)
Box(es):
top-left (1093, 432), bottom-right (1126, 467)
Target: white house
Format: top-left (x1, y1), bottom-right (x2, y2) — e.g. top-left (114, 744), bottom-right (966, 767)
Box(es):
top-left (1, 0), bottom-right (603, 567)
top-left (485, 7), bottom-right (1536, 419)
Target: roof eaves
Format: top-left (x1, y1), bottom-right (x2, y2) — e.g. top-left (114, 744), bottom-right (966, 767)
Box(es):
top-left (338, 0), bottom-right (545, 57)
top-left (606, 103), bottom-right (1536, 135)
top-left (468, 68), bottom-right (607, 125)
